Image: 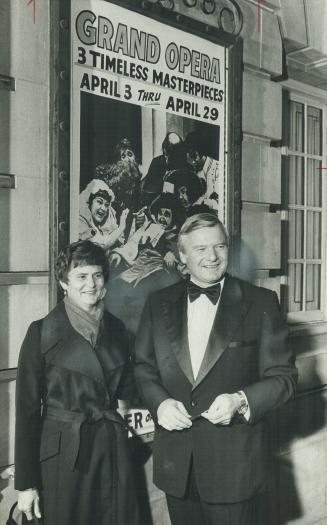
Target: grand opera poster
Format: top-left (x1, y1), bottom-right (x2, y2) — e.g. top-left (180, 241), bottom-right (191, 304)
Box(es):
top-left (70, 0), bottom-right (228, 336)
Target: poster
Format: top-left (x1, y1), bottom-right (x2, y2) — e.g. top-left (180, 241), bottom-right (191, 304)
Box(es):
top-left (71, 0), bottom-right (227, 336)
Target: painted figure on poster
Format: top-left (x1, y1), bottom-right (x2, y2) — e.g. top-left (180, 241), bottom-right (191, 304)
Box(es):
top-left (79, 179), bottom-right (128, 251)
top-left (141, 132), bottom-right (186, 204)
top-left (96, 159), bottom-right (143, 241)
top-left (135, 213), bottom-right (298, 525)
top-left (109, 192), bottom-right (185, 285)
top-left (185, 131), bottom-right (220, 212)
top-left (164, 167), bottom-right (205, 211)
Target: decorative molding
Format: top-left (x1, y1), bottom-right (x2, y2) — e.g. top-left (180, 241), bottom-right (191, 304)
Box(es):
top-left (0, 272), bottom-right (49, 286)
top-left (154, 0), bottom-right (244, 36)
top-left (280, 78), bottom-right (327, 104)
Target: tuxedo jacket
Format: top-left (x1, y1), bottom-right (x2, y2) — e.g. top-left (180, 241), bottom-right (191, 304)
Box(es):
top-left (135, 274), bottom-right (298, 503)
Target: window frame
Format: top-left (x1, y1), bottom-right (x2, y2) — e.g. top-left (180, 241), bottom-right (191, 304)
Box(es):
top-left (281, 83), bottom-right (327, 326)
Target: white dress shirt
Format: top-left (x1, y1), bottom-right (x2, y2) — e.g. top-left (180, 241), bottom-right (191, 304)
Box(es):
top-left (187, 278), bottom-right (224, 379)
top-left (187, 277), bottom-right (250, 419)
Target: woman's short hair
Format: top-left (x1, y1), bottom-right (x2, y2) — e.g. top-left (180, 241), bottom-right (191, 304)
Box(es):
top-left (177, 213), bottom-right (229, 253)
top-left (88, 189), bottom-right (112, 208)
top-left (55, 240), bottom-right (109, 283)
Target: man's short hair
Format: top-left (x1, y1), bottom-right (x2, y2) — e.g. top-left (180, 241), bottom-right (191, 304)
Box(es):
top-left (162, 132), bottom-right (182, 153)
top-left (178, 213), bottom-right (229, 253)
top-left (184, 131), bottom-right (206, 156)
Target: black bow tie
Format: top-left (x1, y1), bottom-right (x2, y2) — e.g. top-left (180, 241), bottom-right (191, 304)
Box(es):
top-left (187, 281), bottom-right (221, 305)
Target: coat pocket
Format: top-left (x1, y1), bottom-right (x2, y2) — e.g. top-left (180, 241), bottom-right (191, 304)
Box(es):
top-left (228, 340), bottom-right (258, 348)
top-left (40, 431), bottom-right (61, 461)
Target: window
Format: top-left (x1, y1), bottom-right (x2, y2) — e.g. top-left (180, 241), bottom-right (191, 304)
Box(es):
top-left (285, 96), bottom-right (326, 323)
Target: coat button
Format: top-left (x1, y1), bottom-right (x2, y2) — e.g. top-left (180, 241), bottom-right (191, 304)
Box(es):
top-left (191, 400), bottom-right (197, 407)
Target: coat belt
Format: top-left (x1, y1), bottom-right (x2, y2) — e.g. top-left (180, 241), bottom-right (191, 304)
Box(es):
top-left (43, 406), bottom-right (127, 470)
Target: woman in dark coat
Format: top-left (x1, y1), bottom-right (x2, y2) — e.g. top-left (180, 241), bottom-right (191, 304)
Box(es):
top-left (15, 240), bottom-right (140, 525)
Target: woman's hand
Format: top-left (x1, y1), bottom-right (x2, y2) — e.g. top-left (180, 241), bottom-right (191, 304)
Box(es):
top-left (18, 488), bottom-right (41, 521)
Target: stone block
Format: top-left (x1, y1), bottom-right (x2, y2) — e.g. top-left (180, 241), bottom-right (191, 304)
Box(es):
top-left (280, 0), bottom-right (307, 50)
top-left (0, 175), bottom-right (48, 271)
top-left (241, 1), bottom-right (283, 76)
top-left (242, 141), bottom-right (281, 203)
top-left (243, 71), bottom-right (282, 140)
top-left (307, 0), bottom-right (327, 56)
top-left (0, 0), bottom-right (49, 85)
top-left (1, 80), bottom-right (49, 180)
top-left (0, 284), bottom-right (48, 369)
top-left (261, 9), bottom-right (282, 75)
top-left (242, 204), bottom-right (281, 269)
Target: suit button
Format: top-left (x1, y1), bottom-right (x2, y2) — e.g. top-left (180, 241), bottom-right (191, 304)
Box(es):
top-left (191, 400), bottom-right (197, 407)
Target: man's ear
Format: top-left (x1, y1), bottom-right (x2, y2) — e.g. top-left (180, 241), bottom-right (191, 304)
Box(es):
top-left (179, 251), bottom-right (187, 265)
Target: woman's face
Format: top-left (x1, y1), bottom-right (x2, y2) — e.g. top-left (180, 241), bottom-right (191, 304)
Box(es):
top-left (120, 148), bottom-right (136, 164)
top-left (90, 196), bottom-right (110, 226)
top-left (61, 264), bottom-right (105, 311)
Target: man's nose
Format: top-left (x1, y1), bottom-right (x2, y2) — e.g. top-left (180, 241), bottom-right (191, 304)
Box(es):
top-left (207, 247), bottom-right (218, 260)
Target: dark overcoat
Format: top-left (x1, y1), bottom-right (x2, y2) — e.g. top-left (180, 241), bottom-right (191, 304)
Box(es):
top-left (15, 301), bottom-right (139, 525)
top-left (135, 274), bottom-right (298, 503)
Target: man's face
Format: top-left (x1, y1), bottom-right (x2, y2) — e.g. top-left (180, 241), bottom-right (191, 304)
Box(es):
top-left (187, 149), bottom-right (205, 172)
top-left (179, 225), bottom-right (228, 285)
top-left (120, 148), bottom-right (136, 164)
top-left (157, 207), bottom-right (173, 229)
top-left (177, 186), bottom-right (190, 208)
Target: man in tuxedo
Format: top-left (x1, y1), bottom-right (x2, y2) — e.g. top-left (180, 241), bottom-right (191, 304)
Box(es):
top-left (135, 213), bottom-right (297, 525)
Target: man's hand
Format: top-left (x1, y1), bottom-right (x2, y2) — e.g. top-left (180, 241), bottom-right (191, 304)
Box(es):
top-left (157, 398), bottom-right (192, 431)
top-left (18, 488), bottom-right (41, 521)
top-left (201, 393), bottom-right (240, 425)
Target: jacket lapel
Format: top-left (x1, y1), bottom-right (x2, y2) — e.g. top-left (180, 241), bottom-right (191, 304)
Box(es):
top-left (41, 302), bottom-right (108, 386)
top-left (193, 276), bottom-right (252, 390)
top-left (161, 282), bottom-right (194, 386)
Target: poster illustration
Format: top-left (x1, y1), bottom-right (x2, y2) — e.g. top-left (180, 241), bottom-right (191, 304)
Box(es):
top-left (71, 0), bottom-right (227, 334)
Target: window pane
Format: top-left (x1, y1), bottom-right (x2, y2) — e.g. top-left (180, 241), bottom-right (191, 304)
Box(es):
top-left (289, 210), bottom-right (303, 258)
top-left (288, 263), bottom-right (303, 312)
top-left (306, 264), bottom-right (321, 311)
top-left (307, 159), bottom-right (322, 207)
top-left (307, 106), bottom-right (322, 155)
top-left (306, 211), bottom-right (321, 259)
top-left (289, 156), bottom-right (304, 205)
top-left (290, 102), bottom-right (304, 152)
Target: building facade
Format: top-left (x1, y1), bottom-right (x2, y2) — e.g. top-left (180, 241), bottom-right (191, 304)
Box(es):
top-left (0, 1), bottom-right (327, 523)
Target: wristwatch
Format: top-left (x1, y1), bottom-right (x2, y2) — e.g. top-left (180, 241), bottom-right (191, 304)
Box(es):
top-left (236, 391), bottom-right (249, 416)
